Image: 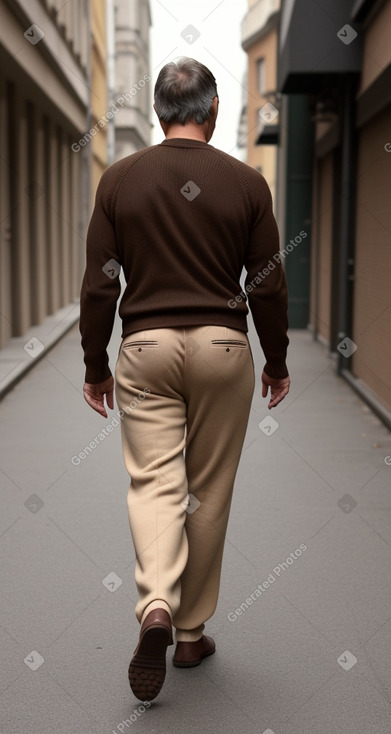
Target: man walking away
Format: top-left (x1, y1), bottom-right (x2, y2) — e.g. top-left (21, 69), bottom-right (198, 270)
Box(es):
top-left (79, 57), bottom-right (290, 703)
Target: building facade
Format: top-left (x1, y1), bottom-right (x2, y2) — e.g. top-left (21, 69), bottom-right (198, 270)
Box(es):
top-left (0, 0), bottom-right (151, 372)
top-left (241, 0), bottom-right (312, 328)
top-left (241, 0), bottom-right (280, 202)
top-left (278, 0), bottom-right (391, 422)
top-left (113, 0), bottom-right (152, 161)
top-left (0, 0), bottom-right (97, 350)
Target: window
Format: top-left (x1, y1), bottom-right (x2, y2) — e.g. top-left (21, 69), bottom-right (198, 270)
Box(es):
top-left (256, 108), bottom-right (264, 134)
top-left (256, 58), bottom-right (265, 94)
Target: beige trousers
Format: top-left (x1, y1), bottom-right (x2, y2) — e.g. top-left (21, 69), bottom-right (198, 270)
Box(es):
top-left (115, 325), bottom-right (255, 642)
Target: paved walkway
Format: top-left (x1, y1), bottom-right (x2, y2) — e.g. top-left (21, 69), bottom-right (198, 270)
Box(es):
top-left (0, 316), bottom-right (390, 734)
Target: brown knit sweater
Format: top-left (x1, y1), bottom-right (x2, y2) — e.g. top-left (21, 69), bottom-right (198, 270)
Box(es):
top-left (79, 138), bottom-right (289, 384)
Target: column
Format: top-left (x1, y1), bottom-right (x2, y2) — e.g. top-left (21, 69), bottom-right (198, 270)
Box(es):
top-left (48, 119), bottom-right (61, 314)
top-left (0, 72), bottom-right (12, 347)
top-left (34, 111), bottom-right (49, 323)
top-left (70, 134), bottom-right (80, 299)
top-left (13, 88), bottom-right (31, 335)
top-left (61, 131), bottom-right (71, 304)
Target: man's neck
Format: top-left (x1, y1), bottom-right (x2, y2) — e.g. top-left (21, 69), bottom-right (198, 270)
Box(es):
top-left (164, 123), bottom-right (208, 143)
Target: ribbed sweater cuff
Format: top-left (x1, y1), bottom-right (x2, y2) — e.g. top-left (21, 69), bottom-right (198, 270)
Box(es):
top-left (263, 361), bottom-right (289, 380)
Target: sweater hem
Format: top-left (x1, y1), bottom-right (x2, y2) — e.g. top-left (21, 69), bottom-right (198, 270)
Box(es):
top-left (121, 311), bottom-right (249, 339)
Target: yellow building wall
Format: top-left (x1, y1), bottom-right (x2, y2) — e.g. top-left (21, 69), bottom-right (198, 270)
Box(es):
top-left (246, 28), bottom-right (278, 202)
top-left (90, 0), bottom-right (108, 205)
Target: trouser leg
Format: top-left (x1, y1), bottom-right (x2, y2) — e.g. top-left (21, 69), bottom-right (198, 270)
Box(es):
top-left (115, 328), bottom-right (189, 625)
top-left (173, 326), bottom-right (255, 641)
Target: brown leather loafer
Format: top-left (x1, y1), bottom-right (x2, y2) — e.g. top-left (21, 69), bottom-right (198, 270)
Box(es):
top-left (173, 634), bottom-right (216, 668)
top-left (128, 608), bottom-right (173, 701)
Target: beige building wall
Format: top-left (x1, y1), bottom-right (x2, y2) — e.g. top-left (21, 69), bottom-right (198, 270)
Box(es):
top-left (241, 0), bottom-right (280, 204)
top-left (246, 30), bottom-right (278, 199)
top-left (0, 0), bottom-right (109, 352)
top-left (91, 0), bottom-right (109, 203)
top-left (352, 103), bottom-right (391, 410)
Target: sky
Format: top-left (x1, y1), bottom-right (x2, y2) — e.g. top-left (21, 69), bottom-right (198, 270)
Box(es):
top-left (149, 0), bottom-right (249, 159)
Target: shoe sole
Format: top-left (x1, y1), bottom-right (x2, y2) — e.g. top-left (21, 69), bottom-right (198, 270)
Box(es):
top-left (128, 625), bottom-right (171, 701)
top-left (173, 646), bottom-right (216, 668)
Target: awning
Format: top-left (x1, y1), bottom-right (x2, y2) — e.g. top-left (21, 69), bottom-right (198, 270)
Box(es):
top-left (278, 0), bottom-right (362, 94)
top-left (256, 123), bottom-right (280, 145)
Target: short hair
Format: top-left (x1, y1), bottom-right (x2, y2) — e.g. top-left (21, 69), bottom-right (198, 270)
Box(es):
top-left (154, 57), bottom-right (218, 125)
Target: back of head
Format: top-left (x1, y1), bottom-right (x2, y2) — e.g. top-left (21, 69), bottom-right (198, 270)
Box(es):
top-left (154, 57), bottom-right (218, 126)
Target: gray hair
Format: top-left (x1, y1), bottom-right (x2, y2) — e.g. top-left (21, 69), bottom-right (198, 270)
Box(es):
top-left (154, 57), bottom-right (218, 125)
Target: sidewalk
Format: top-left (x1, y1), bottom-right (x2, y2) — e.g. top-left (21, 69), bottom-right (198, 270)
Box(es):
top-left (0, 316), bottom-right (390, 734)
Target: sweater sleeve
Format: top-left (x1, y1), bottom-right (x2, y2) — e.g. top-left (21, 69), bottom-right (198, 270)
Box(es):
top-left (244, 175), bottom-right (289, 380)
top-left (79, 170), bottom-right (121, 384)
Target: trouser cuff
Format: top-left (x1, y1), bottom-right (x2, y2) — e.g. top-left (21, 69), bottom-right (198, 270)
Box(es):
top-left (175, 623), bottom-right (205, 642)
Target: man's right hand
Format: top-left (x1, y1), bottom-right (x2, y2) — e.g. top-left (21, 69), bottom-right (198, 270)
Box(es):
top-left (261, 370), bottom-right (290, 409)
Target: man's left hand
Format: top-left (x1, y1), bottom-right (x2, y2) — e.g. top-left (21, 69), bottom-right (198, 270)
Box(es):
top-left (83, 376), bottom-right (114, 418)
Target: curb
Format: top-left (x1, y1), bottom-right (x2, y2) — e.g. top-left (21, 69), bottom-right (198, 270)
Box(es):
top-left (0, 303), bottom-right (80, 402)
